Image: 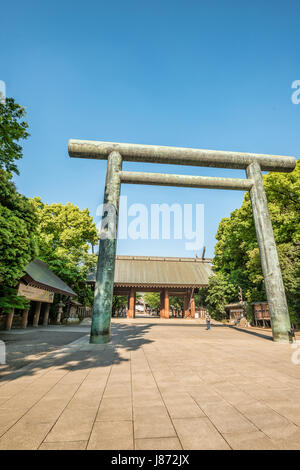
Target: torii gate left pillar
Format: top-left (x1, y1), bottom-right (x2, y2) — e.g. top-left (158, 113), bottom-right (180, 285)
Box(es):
top-left (90, 151), bottom-right (122, 343)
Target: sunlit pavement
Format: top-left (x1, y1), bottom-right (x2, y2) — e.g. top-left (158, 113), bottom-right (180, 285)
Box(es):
top-left (0, 318), bottom-right (300, 450)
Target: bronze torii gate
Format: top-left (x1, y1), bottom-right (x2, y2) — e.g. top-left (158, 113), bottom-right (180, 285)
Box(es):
top-left (68, 139), bottom-right (296, 344)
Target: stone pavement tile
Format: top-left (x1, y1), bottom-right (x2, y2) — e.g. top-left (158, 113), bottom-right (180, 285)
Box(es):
top-left (20, 381), bottom-right (84, 425)
top-left (212, 382), bottom-right (254, 406)
top-left (39, 440), bottom-right (87, 450)
top-left (21, 397), bottom-right (71, 425)
top-left (107, 375), bottom-right (131, 387)
top-left (87, 420), bottom-right (133, 450)
top-left (132, 375), bottom-right (157, 390)
top-left (273, 373), bottom-right (300, 389)
top-left (0, 376), bottom-right (65, 414)
top-left (172, 417), bottom-right (230, 450)
top-left (104, 382), bottom-right (132, 398)
top-left (134, 404), bottom-right (169, 419)
top-left (252, 376), bottom-right (295, 389)
top-left (0, 397), bottom-right (11, 406)
top-left (236, 401), bottom-right (291, 430)
top-left (262, 400), bottom-right (300, 423)
top-left (87, 366), bottom-right (111, 378)
top-left (227, 376), bottom-right (255, 386)
top-left (96, 396), bottom-right (132, 421)
top-left (58, 371), bottom-right (92, 385)
top-left (0, 408), bottom-right (30, 436)
top-left (200, 402), bottom-right (257, 433)
top-left (109, 364), bottom-right (131, 376)
top-left (239, 384), bottom-right (292, 402)
top-left (133, 384), bottom-right (158, 394)
top-left (270, 425), bottom-right (300, 450)
top-left (222, 431), bottom-right (279, 450)
top-left (262, 422), bottom-right (300, 442)
top-left (155, 379), bottom-right (186, 394)
top-left (135, 437), bottom-right (182, 450)
top-left (197, 371), bottom-right (226, 386)
top-left (151, 369), bottom-right (176, 380)
top-left (162, 393), bottom-right (204, 419)
top-left (40, 382), bottom-right (80, 400)
top-left (134, 409), bottom-right (176, 439)
top-left (42, 368), bottom-right (70, 378)
top-left (133, 394), bottom-right (164, 409)
top-left (0, 421), bottom-right (52, 450)
top-left (190, 387), bottom-right (226, 405)
top-left (69, 381), bottom-right (107, 405)
top-left (44, 407), bottom-right (97, 442)
top-left (273, 440), bottom-right (300, 450)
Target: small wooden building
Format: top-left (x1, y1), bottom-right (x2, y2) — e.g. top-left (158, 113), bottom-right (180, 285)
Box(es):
top-left (1, 259), bottom-right (76, 330)
top-left (225, 302), bottom-right (245, 323)
top-left (252, 302), bottom-right (271, 328)
top-left (88, 255), bottom-right (213, 319)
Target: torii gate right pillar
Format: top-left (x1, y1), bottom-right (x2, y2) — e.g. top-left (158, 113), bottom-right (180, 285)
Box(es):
top-left (246, 162), bottom-right (291, 342)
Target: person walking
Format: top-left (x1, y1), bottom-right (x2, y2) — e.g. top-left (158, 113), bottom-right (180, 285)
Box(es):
top-left (205, 312), bottom-right (211, 330)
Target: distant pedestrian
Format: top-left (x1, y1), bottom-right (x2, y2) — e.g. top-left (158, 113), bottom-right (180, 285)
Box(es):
top-left (291, 323), bottom-right (296, 342)
top-left (205, 313), bottom-right (211, 330)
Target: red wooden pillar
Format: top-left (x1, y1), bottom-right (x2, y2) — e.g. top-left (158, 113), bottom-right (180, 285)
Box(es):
top-left (184, 290), bottom-right (190, 318)
top-left (164, 288), bottom-right (169, 319)
top-left (127, 287), bottom-right (135, 318)
top-left (160, 290), bottom-right (164, 318)
top-left (190, 296), bottom-right (195, 318)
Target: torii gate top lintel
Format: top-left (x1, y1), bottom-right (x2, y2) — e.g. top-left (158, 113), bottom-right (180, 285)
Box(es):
top-left (68, 139), bottom-right (296, 173)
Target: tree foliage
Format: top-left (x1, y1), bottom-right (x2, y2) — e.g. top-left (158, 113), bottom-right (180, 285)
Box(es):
top-left (0, 98), bottom-right (38, 311)
top-left (0, 170), bottom-right (38, 288)
top-left (205, 273), bottom-right (238, 320)
top-left (32, 198), bottom-right (99, 306)
top-left (0, 98), bottom-right (29, 175)
top-left (112, 295), bottom-right (128, 315)
top-left (169, 296), bottom-right (183, 311)
top-left (212, 161), bottom-right (300, 323)
top-left (144, 292), bottom-right (160, 310)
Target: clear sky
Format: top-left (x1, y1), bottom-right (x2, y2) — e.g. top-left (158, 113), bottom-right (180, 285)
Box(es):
top-left (1, 0), bottom-right (299, 258)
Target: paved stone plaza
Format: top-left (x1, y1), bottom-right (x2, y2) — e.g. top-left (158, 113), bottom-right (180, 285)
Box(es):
top-left (0, 318), bottom-right (300, 450)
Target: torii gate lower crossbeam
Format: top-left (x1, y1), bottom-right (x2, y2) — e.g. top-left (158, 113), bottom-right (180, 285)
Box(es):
top-left (68, 139), bottom-right (296, 344)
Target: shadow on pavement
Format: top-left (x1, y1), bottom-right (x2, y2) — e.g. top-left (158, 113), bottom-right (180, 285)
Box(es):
top-left (0, 322), bottom-right (154, 382)
top-left (0, 320), bottom-right (274, 383)
top-left (228, 325), bottom-right (273, 341)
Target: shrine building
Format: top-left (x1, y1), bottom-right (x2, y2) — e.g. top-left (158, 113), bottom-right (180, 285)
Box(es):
top-left (87, 255), bottom-right (213, 319)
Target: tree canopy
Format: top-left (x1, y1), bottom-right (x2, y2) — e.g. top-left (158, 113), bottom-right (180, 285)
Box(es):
top-left (32, 198), bottom-right (99, 306)
top-left (144, 292), bottom-right (160, 310)
top-left (211, 161), bottom-right (300, 323)
top-left (0, 98), bottom-right (37, 311)
top-left (0, 98), bottom-right (29, 175)
top-left (0, 170), bottom-right (38, 287)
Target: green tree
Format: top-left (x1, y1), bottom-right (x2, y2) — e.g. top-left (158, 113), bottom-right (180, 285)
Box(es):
top-left (213, 161), bottom-right (300, 323)
top-left (194, 287), bottom-right (209, 307)
top-left (144, 292), bottom-right (160, 310)
top-left (205, 273), bottom-right (238, 320)
top-left (169, 296), bottom-right (183, 311)
top-left (0, 98), bottom-right (29, 175)
top-left (0, 171), bottom-right (38, 287)
top-left (112, 295), bottom-right (128, 316)
top-left (32, 198), bottom-right (99, 305)
top-left (0, 98), bottom-right (37, 311)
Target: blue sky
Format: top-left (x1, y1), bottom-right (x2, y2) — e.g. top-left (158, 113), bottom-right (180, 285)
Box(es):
top-left (1, 0), bottom-right (299, 258)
